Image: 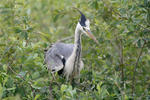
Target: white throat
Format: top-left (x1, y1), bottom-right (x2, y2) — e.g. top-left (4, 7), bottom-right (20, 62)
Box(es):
top-left (74, 23), bottom-right (82, 45)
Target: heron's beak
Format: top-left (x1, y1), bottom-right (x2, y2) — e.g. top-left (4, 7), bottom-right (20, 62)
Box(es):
top-left (86, 29), bottom-right (99, 44)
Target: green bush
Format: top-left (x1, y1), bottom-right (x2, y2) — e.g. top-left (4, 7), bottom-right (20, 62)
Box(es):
top-left (0, 0), bottom-right (150, 99)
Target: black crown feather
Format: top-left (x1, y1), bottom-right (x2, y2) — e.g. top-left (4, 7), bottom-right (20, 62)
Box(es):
top-left (73, 7), bottom-right (87, 26)
top-left (79, 12), bottom-right (86, 26)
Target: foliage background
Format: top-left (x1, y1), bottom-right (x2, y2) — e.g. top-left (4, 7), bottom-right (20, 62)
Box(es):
top-left (0, 0), bottom-right (150, 99)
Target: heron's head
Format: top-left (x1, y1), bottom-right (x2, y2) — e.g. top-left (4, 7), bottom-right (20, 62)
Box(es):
top-left (76, 9), bottom-right (99, 44)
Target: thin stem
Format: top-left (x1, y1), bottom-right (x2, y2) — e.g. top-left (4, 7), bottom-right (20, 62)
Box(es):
top-left (8, 64), bottom-right (36, 98)
top-left (48, 71), bottom-right (54, 100)
top-left (132, 41), bottom-right (146, 97)
top-left (118, 39), bottom-right (125, 100)
top-left (56, 35), bottom-right (74, 43)
top-left (7, 53), bottom-right (36, 98)
top-left (119, 39), bottom-right (124, 86)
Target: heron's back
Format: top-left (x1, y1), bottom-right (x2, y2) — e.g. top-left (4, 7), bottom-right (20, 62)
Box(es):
top-left (45, 42), bottom-right (74, 72)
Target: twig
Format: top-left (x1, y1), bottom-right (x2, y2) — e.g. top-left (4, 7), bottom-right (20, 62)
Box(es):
top-left (56, 35), bottom-right (74, 43)
top-left (48, 71), bottom-right (54, 100)
top-left (48, 80), bottom-right (54, 100)
top-left (132, 41), bottom-right (146, 97)
top-left (119, 39), bottom-right (124, 84)
top-left (119, 39), bottom-right (125, 100)
top-left (137, 84), bottom-right (149, 100)
top-left (115, 37), bottom-right (125, 100)
top-left (8, 61), bottom-right (36, 98)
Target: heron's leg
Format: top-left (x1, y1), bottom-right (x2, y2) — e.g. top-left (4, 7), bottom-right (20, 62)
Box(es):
top-left (66, 75), bottom-right (69, 82)
top-left (52, 73), bottom-right (56, 80)
top-left (70, 74), bottom-right (74, 85)
top-left (77, 72), bottom-right (81, 83)
top-left (78, 61), bottom-right (84, 83)
top-left (71, 76), bottom-right (74, 84)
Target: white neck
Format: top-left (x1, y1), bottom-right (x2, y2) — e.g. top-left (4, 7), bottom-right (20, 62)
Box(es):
top-left (64, 23), bottom-right (82, 78)
top-left (71, 23), bottom-right (82, 73)
top-left (74, 23), bottom-right (82, 47)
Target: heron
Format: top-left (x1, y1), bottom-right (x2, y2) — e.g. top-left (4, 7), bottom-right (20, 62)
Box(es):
top-left (45, 9), bottom-right (98, 81)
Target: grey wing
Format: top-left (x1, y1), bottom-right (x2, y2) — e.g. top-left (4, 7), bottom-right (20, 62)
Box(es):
top-left (45, 42), bottom-right (74, 73)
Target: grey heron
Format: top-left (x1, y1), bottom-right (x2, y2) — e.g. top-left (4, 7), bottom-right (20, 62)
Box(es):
top-left (45, 9), bottom-right (98, 81)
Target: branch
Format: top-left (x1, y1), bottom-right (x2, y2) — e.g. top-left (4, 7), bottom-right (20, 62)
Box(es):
top-left (119, 39), bottom-right (125, 99)
top-left (137, 84), bottom-right (149, 100)
top-left (8, 60), bottom-right (36, 98)
top-left (132, 41), bottom-right (146, 97)
top-left (56, 35), bottom-right (74, 43)
top-left (48, 80), bottom-right (54, 100)
top-left (119, 39), bottom-right (124, 85)
top-left (47, 71), bottom-right (54, 100)
top-left (115, 37), bottom-right (125, 99)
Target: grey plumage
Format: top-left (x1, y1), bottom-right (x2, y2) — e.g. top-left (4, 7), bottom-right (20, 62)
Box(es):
top-left (45, 42), bottom-right (74, 73)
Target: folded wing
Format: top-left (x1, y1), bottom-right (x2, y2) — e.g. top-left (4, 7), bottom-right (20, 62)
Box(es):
top-left (45, 43), bottom-right (74, 73)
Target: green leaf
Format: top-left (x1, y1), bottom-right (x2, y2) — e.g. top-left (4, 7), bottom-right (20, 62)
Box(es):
top-left (32, 72), bottom-right (40, 79)
top-left (0, 84), bottom-right (3, 99)
top-left (2, 64), bottom-right (7, 72)
top-left (34, 94), bottom-right (40, 100)
top-left (61, 84), bottom-right (67, 92)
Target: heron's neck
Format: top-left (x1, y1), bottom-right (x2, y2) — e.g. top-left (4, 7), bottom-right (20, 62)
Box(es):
top-left (74, 27), bottom-right (82, 47)
top-left (71, 25), bottom-right (82, 72)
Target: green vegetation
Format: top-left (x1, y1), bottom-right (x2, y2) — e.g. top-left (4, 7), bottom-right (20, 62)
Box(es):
top-left (0, 0), bottom-right (150, 99)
